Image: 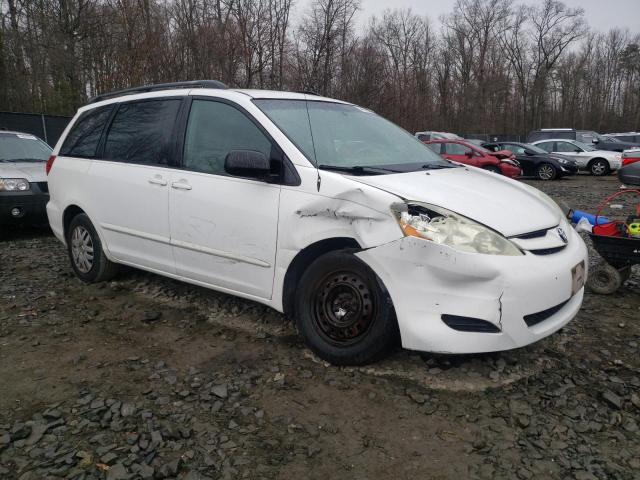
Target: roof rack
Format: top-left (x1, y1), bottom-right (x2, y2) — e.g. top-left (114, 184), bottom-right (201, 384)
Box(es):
top-left (88, 80), bottom-right (228, 104)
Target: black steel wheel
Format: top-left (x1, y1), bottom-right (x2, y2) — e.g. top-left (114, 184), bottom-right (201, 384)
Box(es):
top-left (313, 270), bottom-right (375, 346)
top-left (294, 250), bottom-right (398, 365)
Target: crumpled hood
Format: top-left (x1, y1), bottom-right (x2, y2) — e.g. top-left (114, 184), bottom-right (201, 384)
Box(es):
top-left (0, 161), bottom-right (47, 182)
top-left (352, 167), bottom-right (561, 237)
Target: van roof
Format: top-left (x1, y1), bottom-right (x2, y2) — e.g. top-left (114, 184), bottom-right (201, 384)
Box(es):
top-left (87, 81), bottom-right (345, 107)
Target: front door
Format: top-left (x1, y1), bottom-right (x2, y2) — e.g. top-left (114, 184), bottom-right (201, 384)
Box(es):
top-left (553, 141), bottom-right (589, 168)
top-left (443, 142), bottom-right (477, 166)
top-left (169, 98), bottom-right (280, 299)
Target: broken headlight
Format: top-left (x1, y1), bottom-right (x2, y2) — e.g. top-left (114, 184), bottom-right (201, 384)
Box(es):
top-left (391, 202), bottom-right (522, 256)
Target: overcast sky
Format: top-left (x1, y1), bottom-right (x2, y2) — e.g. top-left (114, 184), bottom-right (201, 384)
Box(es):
top-left (298, 0), bottom-right (640, 33)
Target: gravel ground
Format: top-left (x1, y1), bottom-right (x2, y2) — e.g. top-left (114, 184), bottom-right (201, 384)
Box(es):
top-left (0, 174), bottom-right (638, 480)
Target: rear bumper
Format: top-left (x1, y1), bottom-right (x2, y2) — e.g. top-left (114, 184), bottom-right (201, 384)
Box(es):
top-left (0, 189), bottom-right (49, 226)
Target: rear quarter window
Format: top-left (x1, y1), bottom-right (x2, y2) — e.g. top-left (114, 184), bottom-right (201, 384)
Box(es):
top-left (60, 105), bottom-right (113, 158)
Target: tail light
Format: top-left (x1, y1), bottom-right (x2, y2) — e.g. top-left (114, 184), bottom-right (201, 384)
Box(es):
top-left (46, 155), bottom-right (56, 175)
top-left (622, 157), bottom-right (640, 166)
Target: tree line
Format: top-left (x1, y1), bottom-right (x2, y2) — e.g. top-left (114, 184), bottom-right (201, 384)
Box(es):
top-left (1, 0), bottom-right (639, 136)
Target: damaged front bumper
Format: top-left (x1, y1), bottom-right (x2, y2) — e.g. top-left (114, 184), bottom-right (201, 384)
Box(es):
top-left (356, 227), bottom-right (588, 354)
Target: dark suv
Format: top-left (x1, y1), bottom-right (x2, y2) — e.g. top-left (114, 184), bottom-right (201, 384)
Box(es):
top-left (607, 132), bottom-right (640, 144)
top-left (527, 129), bottom-right (640, 152)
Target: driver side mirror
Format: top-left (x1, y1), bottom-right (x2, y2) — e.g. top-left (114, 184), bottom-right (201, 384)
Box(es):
top-left (592, 138), bottom-right (599, 144)
top-left (225, 150), bottom-right (274, 180)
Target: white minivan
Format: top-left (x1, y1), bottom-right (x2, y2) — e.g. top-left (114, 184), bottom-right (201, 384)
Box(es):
top-left (46, 81), bottom-right (588, 365)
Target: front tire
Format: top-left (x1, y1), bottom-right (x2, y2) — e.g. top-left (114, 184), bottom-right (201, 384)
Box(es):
top-left (294, 251), bottom-right (398, 365)
top-left (536, 163), bottom-right (557, 181)
top-left (589, 159), bottom-right (610, 176)
top-left (66, 213), bottom-right (118, 283)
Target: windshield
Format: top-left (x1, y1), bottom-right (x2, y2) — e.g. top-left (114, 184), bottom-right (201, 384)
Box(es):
top-left (574, 140), bottom-right (596, 151)
top-left (0, 133), bottom-right (51, 161)
top-left (253, 100), bottom-right (450, 170)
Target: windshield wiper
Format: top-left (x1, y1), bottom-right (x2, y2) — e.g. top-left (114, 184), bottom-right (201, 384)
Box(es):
top-left (318, 164), bottom-right (401, 175)
top-left (0, 158), bottom-right (47, 163)
top-left (422, 163), bottom-right (457, 170)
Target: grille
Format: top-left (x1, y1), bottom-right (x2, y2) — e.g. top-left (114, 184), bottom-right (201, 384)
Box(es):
top-left (512, 229), bottom-right (548, 239)
top-left (441, 315), bottom-right (501, 333)
top-left (529, 246), bottom-right (566, 255)
top-left (523, 299), bottom-right (570, 327)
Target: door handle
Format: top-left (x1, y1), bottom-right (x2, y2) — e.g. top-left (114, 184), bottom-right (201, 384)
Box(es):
top-left (148, 177), bottom-right (167, 186)
top-left (171, 181), bottom-right (192, 191)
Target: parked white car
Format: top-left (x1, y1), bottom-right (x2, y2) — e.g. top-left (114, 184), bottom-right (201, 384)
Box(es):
top-left (1, 131), bottom-right (51, 226)
top-left (415, 131), bottom-right (462, 142)
top-left (531, 139), bottom-right (622, 176)
top-left (46, 81), bottom-right (588, 365)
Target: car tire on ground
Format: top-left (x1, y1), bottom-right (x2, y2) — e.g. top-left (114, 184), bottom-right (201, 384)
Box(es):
top-left (589, 159), bottom-right (610, 176)
top-left (294, 250), bottom-right (398, 366)
top-left (619, 266), bottom-right (631, 284)
top-left (66, 213), bottom-right (118, 283)
top-left (536, 163), bottom-right (557, 181)
top-left (587, 262), bottom-right (622, 295)
top-left (482, 166), bottom-right (501, 174)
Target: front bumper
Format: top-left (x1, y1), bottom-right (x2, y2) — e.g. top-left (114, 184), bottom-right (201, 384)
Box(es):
top-left (0, 184), bottom-right (49, 226)
top-left (356, 227), bottom-right (588, 354)
top-left (560, 164), bottom-right (579, 174)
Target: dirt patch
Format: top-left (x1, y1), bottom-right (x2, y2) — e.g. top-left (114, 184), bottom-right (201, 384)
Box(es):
top-left (0, 174), bottom-right (638, 479)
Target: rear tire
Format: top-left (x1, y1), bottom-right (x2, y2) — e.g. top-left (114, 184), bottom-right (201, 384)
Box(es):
top-left (482, 166), bottom-right (500, 174)
top-left (294, 251), bottom-right (398, 365)
top-left (587, 263), bottom-right (621, 295)
top-left (536, 163), bottom-right (557, 181)
top-left (66, 213), bottom-right (118, 283)
top-left (589, 159), bottom-right (610, 176)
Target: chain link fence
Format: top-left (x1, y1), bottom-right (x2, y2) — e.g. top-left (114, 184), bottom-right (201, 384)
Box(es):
top-left (461, 133), bottom-right (527, 143)
top-left (0, 112), bottom-right (72, 147)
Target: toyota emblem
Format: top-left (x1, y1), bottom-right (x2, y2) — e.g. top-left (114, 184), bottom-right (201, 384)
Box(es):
top-left (557, 227), bottom-right (568, 244)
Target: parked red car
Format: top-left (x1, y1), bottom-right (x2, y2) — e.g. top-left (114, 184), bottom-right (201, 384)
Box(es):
top-left (424, 139), bottom-right (521, 178)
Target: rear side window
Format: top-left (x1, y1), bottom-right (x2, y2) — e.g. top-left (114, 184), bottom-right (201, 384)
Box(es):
top-left (555, 142), bottom-right (577, 153)
top-left (182, 100), bottom-right (272, 175)
top-left (103, 99), bottom-right (181, 165)
top-left (615, 135), bottom-right (636, 142)
top-left (60, 105), bottom-right (113, 158)
top-left (536, 141), bottom-right (554, 153)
